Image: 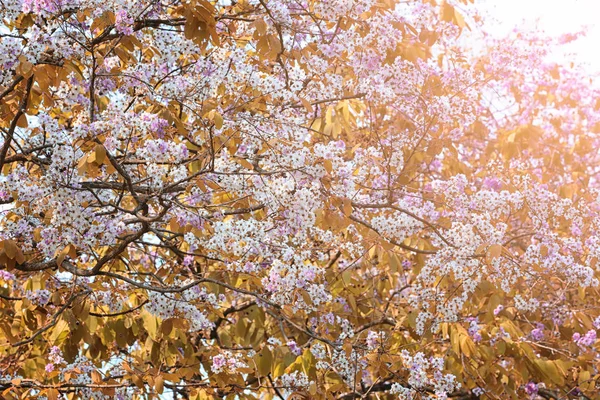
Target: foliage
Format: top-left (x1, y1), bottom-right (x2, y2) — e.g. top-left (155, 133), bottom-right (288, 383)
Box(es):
top-left (0, 0), bottom-right (599, 399)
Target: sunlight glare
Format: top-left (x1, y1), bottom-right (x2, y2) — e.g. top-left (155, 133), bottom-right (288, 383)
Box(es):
top-left (483, 0), bottom-right (600, 72)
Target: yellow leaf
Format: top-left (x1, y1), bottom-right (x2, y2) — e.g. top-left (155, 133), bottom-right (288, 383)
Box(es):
top-left (66, 244), bottom-right (77, 259)
top-left (49, 319), bottom-right (70, 345)
top-left (579, 369), bottom-right (591, 385)
top-left (46, 389), bottom-right (59, 400)
top-left (459, 334), bottom-right (476, 357)
top-left (310, 119), bottom-right (322, 132)
top-left (132, 374), bottom-right (144, 390)
top-left (3, 240), bottom-right (17, 259)
top-left (487, 244), bottom-right (503, 260)
top-left (347, 294), bottom-right (357, 311)
top-left (2, 240), bottom-right (25, 264)
top-left (301, 349), bottom-right (316, 378)
top-left (453, 8), bottom-right (467, 29)
top-left (536, 359), bottom-right (564, 386)
top-left (237, 158), bottom-right (254, 170)
top-left (17, 114), bottom-right (28, 128)
top-left (254, 18), bottom-right (267, 35)
top-left (161, 318), bottom-right (173, 337)
top-left (449, 325), bottom-right (461, 355)
top-left (141, 310), bottom-right (159, 340)
top-left (96, 95), bottom-right (110, 111)
top-left (91, 370), bottom-right (102, 384)
top-left (300, 98), bottom-right (313, 114)
top-left (155, 375), bottom-right (164, 394)
top-left (169, 217), bottom-right (181, 233)
top-left (342, 198), bottom-right (352, 217)
top-left (94, 144), bottom-right (106, 165)
top-left (254, 347), bottom-right (273, 376)
top-left (18, 58), bottom-right (34, 77)
top-left (56, 245), bottom-right (75, 267)
top-left (325, 106), bottom-right (333, 125)
top-left (213, 112), bottom-right (223, 130)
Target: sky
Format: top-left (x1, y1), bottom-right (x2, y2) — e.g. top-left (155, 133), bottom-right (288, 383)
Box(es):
top-left (481, 0), bottom-right (600, 72)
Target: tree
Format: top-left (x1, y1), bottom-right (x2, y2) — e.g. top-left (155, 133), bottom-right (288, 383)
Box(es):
top-left (0, 0), bottom-right (599, 398)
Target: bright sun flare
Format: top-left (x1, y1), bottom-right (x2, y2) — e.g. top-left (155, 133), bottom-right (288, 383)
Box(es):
top-left (484, 0), bottom-right (600, 71)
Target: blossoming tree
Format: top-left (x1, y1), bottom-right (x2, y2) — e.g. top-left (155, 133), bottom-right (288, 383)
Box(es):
top-left (1, 0), bottom-right (600, 398)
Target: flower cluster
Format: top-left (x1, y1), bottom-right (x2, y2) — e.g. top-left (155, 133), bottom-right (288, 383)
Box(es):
top-left (467, 317), bottom-right (482, 342)
top-left (145, 291), bottom-right (214, 332)
top-left (45, 346), bottom-right (65, 373)
top-left (365, 330), bottom-right (384, 351)
top-left (573, 330), bottom-right (597, 350)
top-left (211, 351), bottom-right (248, 374)
top-left (398, 351), bottom-right (461, 398)
top-left (530, 324), bottom-right (545, 342)
top-left (25, 289), bottom-right (51, 306)
top-left (276, 371), bottom-right (312, 397)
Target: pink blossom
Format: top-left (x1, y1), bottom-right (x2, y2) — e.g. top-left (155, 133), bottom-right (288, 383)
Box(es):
top-left (524, 382), bottom-right (538, 396)
top-left (115, 10), bottom-right (134, 35)
top-left (287, 340), bottom-right (302, 355)
top-left (211, 354), bottom-right (227, 373)
top-left (530, 325), bottom-right (544, 342)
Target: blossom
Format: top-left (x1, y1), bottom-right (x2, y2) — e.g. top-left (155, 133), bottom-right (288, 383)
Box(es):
top-left (183, 255), bottom-right (194, 267)
top-left (49, 346), bottom-right (65, 364)
top-left (0, 270), bottom-right (15, 281)
top-left (366, 331), bottom-right (381, 350)
top-left (467, 318), bottom-right (482, 342)
top-left (114, 10), bottom-right (134, 35)
top-left (267, 337), bottom-right (282, 346)
top-left (210, 351), bottom-right (248, 374)
top-left (573, 330), bottom-right (597, 349)
top-left (530, 324), bottom-right (545, 342)
top-left (25, 289), bottom-right (51, 306)
top-left (483, 177), bottom-right (502, 191)
top-left (524, 382), bottom-right (538, 396)
top-left (287, 340), bottom-right (302, 355)
top-left (211, 355), bottom-right (227, 373)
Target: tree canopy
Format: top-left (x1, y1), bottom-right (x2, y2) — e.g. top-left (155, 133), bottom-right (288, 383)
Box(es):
top-left (1, 0), bottom-right (600, 399)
